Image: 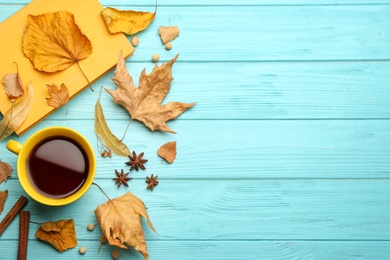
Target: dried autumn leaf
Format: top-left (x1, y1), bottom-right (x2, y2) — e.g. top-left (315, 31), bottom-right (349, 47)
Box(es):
top-left (94, 192), bottom-right (156, 260)
top-left (158, 26), bottom-right (180, 45)
top-left (23, 11), bottom-right (92, 73)
top-left (36, 219), bottom-right (77, 252)
top-left (95, 87), bottom-right (130, 157)
top-left (2, 63), bottom-right (24, 99)
top-left (101, 7), bottom-right (156, 35)
top-left (106, 52), bottom-right (195, 133)
top-left (0, 83), bottom-right (33, 141)
top-left (0, 161), bottom-right (12, 184)
top-left (157, 141), bottom-right (177, 163)
top-left (0, 190), bottom-right (8, 215)
top-left (46, 83), bottom-right (70, 115)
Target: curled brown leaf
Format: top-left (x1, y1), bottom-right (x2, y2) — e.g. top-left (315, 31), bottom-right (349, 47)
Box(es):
top-left (0, 161), bottom-right (12, 184)
top-left (158, 26), bottom-right (180, 45)
top-left (157, 141), bottom-right (177, 163)
top-left (2, 62), bottom-right (24, 99)
top-left (36, 219), bottom-right (77, 252)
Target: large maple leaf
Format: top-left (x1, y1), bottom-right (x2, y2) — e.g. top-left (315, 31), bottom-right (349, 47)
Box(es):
top-left (94, 192), bottom-right (156, 260)
top-left (106, 52), bottom-right (195, 133)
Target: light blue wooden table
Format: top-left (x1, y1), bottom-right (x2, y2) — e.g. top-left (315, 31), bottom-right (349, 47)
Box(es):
top-left (1, 0), bottom-right (390, 259)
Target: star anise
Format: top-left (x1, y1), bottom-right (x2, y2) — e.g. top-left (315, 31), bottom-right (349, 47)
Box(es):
top-left (112, 169), bottom-right (132, 188)
top-left (146, 174), bottom-right (159, 191)
top-left (126, 151), bottom-right (148, 171)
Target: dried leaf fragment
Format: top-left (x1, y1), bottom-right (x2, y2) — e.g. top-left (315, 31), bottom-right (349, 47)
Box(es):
top-left (158, 26), bottom-right (180, 45)
top-left (2, 63), bottom-right (24, 99)
top-left (101, 7), bottom-right (156, 35)
top-left (106, 52), bottom-right (195, 133)
top-left (157, 141), bottom-right (177, 163)
top-left (0, 190), bottom-right (8, 215)
top-left (94, 192), bottom-right (156, 260)
top-left (23, 11), bottom-right (92, 73)
top-left (0, 83), bottom-right (33, 140)
top-left (46, 83), bottom-right (70, 114)
top-left (0, 161), bottom-right (12, 184)
top-left (36, 219), bottom-right (77, 252)
top-left (95, 87), bottom-right (130, 157)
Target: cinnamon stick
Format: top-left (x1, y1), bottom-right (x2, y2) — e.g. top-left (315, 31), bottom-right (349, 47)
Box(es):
top-left (18, 210), bottom-right (30, 260)
top-left (0, 195), bottom-right (28, 235)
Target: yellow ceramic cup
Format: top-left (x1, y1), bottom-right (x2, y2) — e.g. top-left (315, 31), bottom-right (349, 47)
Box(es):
top-left (6, 126), bottom-right (96, 206)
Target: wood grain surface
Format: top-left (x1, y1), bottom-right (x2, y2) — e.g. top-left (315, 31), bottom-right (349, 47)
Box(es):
top-left (0, 0), bottom-right (390, 259)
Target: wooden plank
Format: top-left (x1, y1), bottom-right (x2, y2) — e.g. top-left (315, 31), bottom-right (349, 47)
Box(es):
top-left (2, 179), bottom-right (390, 241)
top-left (3, 1), bottom-right (390, 6)
top-left (1, 5), bottom-right (390, 62)
top-left (0, 240), bottom-right (390, 259)
top-left (14, 61), bottom-right (390, 120)
top-left (2, 119), bottom-right (390, 179)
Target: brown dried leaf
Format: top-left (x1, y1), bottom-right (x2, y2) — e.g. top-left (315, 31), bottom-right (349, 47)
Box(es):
top-left (23, 11), bottom-right (92, 73)
top-left (158, 26), bottom-right (180, 45)
top-left (157, 141), bottom-right (177, 163)
top-left (0, 190), bottom-right (8, 215)
top-left (101, 7), bottom-right (155, 35)
top-left (106, 52), bottom-right (195, 133)
top-left (95, 87), bottom-right (130, 157)
top-left (0, 161), bottom-right (12, 184)
top-left (0, 83), bottom-right (33, 141)
top-left (46, 83), bottom-right (69, 114)
top-left (94, 192), bottom-right (156, 260)
top-left (2, 63), bottom-right (23, 99)
top-left (36, 219), bottom-right (77, 252)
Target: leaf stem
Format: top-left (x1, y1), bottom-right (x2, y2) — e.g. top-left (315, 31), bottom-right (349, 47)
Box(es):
top-left (92, 182), bottom-right (111, 201)
top-left (76, 61), bottom-right (93, 92)
top-left (121, 119), bottom-right (133, 141)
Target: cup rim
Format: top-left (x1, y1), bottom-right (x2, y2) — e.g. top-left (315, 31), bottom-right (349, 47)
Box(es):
top-left (17, 126), bottom-right (96, 206)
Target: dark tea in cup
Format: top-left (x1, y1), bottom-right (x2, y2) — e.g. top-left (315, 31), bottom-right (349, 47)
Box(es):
top-left (27, 136), bottom-right (89, 199)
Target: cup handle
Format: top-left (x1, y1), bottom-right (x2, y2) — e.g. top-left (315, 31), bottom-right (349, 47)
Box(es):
top-left (6, 140), bottom-right (23, 155)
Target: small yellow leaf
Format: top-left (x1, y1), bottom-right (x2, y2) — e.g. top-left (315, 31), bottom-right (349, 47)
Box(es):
top-left (23, 11), bottom-right (92, 73)
top-left (46, 83), bottom-right (70, 114)
top-left (95, 87), bottom-right (130, 157)
top-left (94, 192), bottom-right (156, 260)
top-left (0, 190), bottom-right (8, 215)
top-left (158, 26), bottom-right (180, 45)
top-left (36, 219), bottom-right (77, 252)
top-left (101, 7), bottom-right (156, 35)
top-left (2, 63), bottom-right (23, 99)
top-left (0, 82), bottom-right (33, 141)
top-left (157, 141), bottom-right (177, 163)
top-left (0, 161), bottom-right (12, 184)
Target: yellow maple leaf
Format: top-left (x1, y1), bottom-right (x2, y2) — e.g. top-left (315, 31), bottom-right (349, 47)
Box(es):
top-left (94, 192), bottom-right (156, 260)
top-left (106, 52), bottom-right (195, 133)
top-left (46, 83), bottom-right (70, 115)
top-left (22, 11), bottom-right (92, 73)
top-left (101, 7), bottom-right (156, 35)
top-left (36, 219), bottom-right (77, 252)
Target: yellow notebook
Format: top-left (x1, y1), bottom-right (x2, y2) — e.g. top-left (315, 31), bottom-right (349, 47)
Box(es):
top-left (0, 0), bottom-right (134, 136)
